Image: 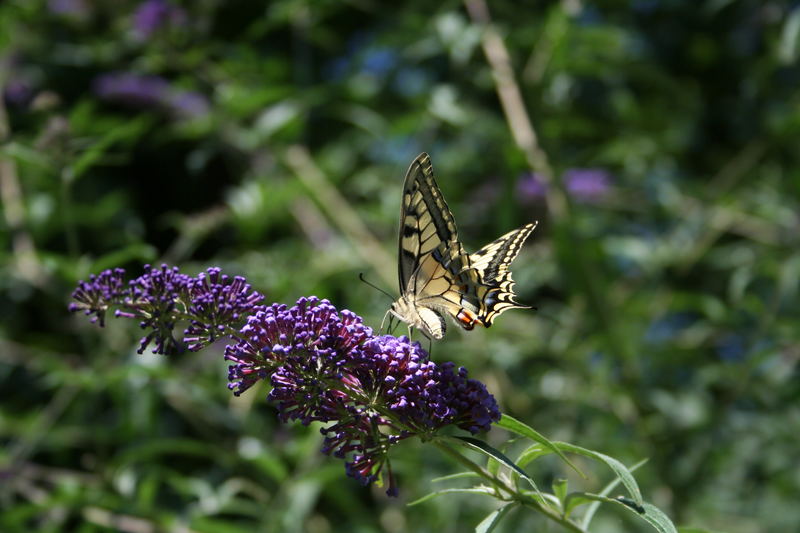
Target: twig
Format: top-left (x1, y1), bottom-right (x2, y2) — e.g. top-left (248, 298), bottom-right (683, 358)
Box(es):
top-left (284, 145), bottom-right (396, 289)
top-left (464, 0), bottom-right (567, 219)
top-left (0, 92), bottom-right (46, 286)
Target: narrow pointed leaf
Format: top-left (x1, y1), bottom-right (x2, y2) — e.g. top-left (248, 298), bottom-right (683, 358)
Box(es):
top-left (449, 435), bottom-right (540, 494)
top-left (432, 472), bottom-right (481, 483)
top-left (572, 493), bottom-right (678, 533)
top-left (637, 502), bottom-right (678, 533)
top-left (497, 414), bottom-right (584, 476)
top-left (516, 444), bottom-right (549, 468)
top-left (552, 441), bottom-right (643, 505)
top-left (408, 487), bottom-right (496, 506)
top-left (476, 503), bottom-right (516, 533)
top-left (581, 458), bottom-right (647, 528)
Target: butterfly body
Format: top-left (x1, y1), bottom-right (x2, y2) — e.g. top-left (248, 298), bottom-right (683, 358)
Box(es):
top-left (388, 152), bottom-right (537, 340)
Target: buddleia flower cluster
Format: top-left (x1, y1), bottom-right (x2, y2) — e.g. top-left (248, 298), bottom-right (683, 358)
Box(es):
top-left (70, 266), bottom-right (501, 495)
top-left (69, 264), bottom-right (264, 354)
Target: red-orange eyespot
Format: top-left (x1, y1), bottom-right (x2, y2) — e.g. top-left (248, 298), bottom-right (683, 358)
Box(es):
top-left (456, 309), bottom-right (476, 330)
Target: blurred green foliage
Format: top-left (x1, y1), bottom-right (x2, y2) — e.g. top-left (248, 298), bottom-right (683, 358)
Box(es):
top-left (1, 0), bottom-right (799, 531)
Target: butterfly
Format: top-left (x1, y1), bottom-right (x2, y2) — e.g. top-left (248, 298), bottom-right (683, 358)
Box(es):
top-left (387, 152), bottom-right (538, 340)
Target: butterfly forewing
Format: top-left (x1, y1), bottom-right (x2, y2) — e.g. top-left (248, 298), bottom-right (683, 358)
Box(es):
top-left (398, 153), bottom-right (465, 295)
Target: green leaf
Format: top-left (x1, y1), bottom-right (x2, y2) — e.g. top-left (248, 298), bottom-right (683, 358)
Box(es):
top-left (497, 414), bottom-right (584, 477)
top-left (449, 436), bottom-right (541, 494)
top-left (552, 478), bottom-right (568, 505)
top-left (580, 458), bottom-right (647, 528)
top-left (476, 503), bottom-right (516, 533)
top-left (637, 502), bottom-right (679, 533)
top-left (66, 116), bottom-right (153, 183)
top-left (431, 472), bottom-right (481, 483)
top-left (552, 441), bottom-right (643, 506)
top-left (571, 493), bottom-right (678, 533)
top-left (564, 492), bottom-right (601, 516)
top-left (407, 487), bottom-right (496, 506)
top-left (515, 444), bottom-right (549, 468)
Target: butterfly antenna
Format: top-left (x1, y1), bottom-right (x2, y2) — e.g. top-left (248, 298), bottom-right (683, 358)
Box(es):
top-left (359, 272), bottom-right (394, 302)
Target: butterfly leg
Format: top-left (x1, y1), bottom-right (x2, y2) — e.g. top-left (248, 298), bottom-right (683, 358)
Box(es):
top-left (380, 310), bottom-right (391, 333)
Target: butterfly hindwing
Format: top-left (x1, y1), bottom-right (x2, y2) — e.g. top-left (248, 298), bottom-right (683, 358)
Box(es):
top-left (469, 222), bottom-right (538, 326)
top-left (389, 153), bottom-right (536, 340)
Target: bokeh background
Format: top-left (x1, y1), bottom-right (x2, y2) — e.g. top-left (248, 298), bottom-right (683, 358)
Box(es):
top-left (2, 1), bottom-right (799, 532)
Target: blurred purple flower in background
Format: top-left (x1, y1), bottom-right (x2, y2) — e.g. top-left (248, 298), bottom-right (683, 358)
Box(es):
top-left (167, 90), bottom-right (210, 118)
top-left (564, 168), bottom-right (612, 201)
top-left (93, 72), bottom-right (209, 119)
top-left (94, 72), bottom-right (169, 107)
top-left (133, 0), bottom-right (187, 39)
top-left (517, 172), bottom-right (548, 201)
top-left (517, 168), bottom-right (612, 203)
top-left (48, 0), bottom-right (89, 18)
top-left (2, 79), bottom-right (34, 108)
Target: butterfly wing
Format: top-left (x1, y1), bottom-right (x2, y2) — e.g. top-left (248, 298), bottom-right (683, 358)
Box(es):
top-left (469, 222), bottom-right (538, 326)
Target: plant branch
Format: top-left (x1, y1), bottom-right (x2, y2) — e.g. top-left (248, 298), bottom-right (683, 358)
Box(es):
top-left (464, 0), bottom-right (567, 219)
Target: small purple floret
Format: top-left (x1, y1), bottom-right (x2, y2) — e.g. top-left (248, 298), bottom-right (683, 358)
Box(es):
top-left (69, 268), bottom-right (126, 326)
top-left (124, 264), bottom-right (192, 354)
top-left (184, 268), bottom-right (264, 351)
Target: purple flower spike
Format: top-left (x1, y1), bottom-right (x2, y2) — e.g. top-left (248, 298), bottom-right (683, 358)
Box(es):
top-left (183, 268), bottom-right (264, 352)
top-left (223, 296), bottom-right (501, 496)
top-left (121, 264), bottom-right (192, 355)
top-left (347, 335), bottom-right (500, 436)
top-left (69, 268), bottom-right (127, 326)
top-left (224, 297), bottom-right (372, 398)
